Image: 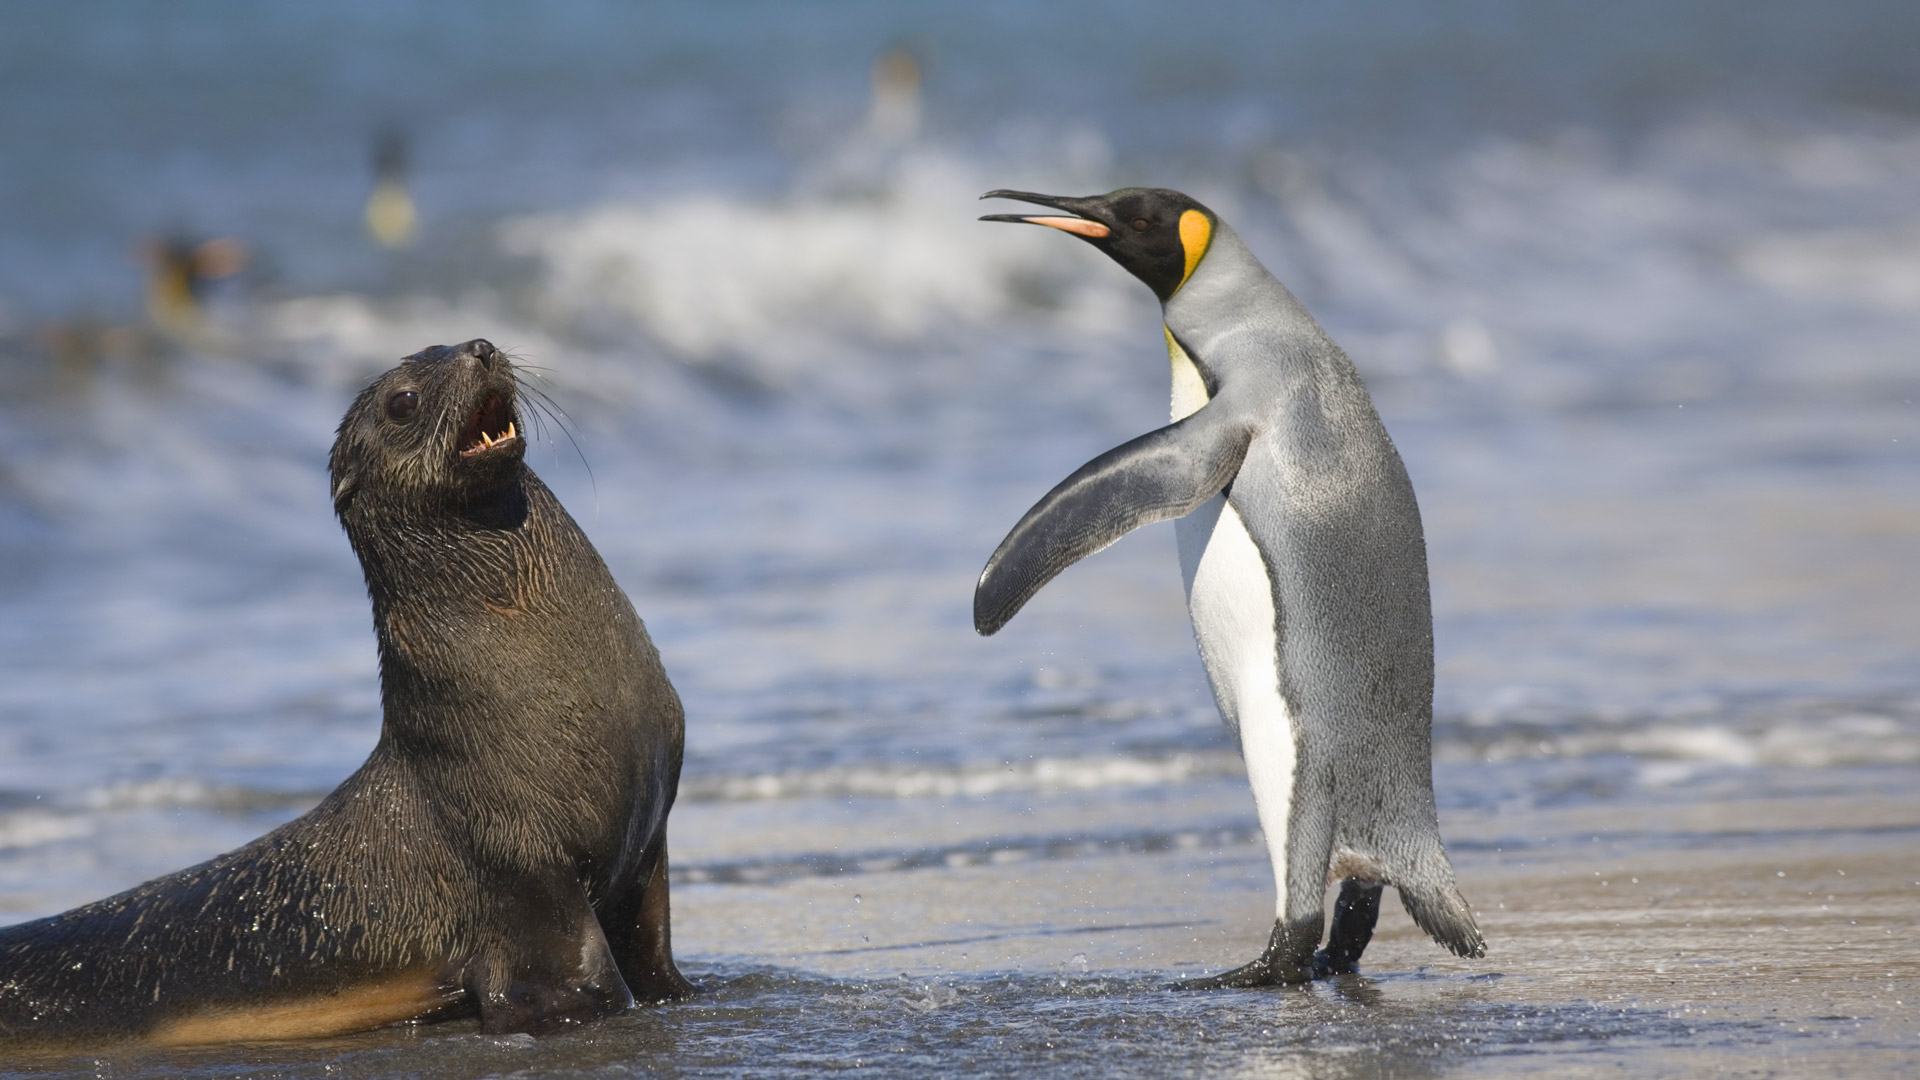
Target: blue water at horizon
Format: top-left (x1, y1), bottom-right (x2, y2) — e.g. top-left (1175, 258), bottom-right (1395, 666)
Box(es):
top-left (4, 0), bottom-right (1919, 317)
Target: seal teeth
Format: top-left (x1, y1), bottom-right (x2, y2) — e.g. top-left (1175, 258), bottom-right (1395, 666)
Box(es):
top-left (458, 409), bottom-right (519, 457)
top-left (479, 421), bottom-right (516, 449)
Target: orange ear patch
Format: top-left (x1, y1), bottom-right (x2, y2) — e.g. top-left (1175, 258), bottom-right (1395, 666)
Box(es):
top-left (1178, 210), bottom-right (1212, 290)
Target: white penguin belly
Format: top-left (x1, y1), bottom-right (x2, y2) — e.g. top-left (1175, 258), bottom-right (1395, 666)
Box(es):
top-left (1168, 325), bottom-right (1298, 919)
top-left (1176, 494), bottom-right (1297, 920)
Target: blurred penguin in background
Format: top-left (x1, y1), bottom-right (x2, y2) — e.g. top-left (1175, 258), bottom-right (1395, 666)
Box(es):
top-left (140, 235), bottom-right (248, 342)
top-left (365, 128), bottom-right (418, 250)
top-left (32, 233), bottom-right (241, 386)
top-left (806, 41), bottom-right (929, 199)
top-left (865, 42), bottom-right (922, 145)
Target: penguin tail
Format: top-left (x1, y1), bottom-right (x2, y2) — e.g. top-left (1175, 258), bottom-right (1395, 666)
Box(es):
top-left (1398, 880), bottom-right (1486, 958)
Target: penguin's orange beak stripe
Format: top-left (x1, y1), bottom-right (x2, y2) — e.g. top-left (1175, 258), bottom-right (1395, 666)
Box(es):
top-left (1020, 216), bottom-right (1112, 239)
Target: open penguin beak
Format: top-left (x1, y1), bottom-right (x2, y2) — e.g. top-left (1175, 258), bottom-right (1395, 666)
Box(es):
top-left (978, 190), bottom-right (1113, 239)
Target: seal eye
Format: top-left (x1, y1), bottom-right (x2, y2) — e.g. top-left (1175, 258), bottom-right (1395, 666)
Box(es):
top-left (1131, 218), bottom-right (1151, 232)
top-left (386, 390), bottom-right (420, 422)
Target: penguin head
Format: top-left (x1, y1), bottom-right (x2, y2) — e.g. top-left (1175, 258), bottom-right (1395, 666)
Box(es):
top-left (981, 188), bottom-right (1216, 301)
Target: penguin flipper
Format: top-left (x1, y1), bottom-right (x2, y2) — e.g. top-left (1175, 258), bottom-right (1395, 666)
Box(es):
top-left (975, 406), bottom-right (1250, 636)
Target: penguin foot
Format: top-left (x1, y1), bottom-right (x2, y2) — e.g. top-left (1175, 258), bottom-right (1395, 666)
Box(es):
top-left (1312, 880), bottom-right (1385, 979)
top-left (1171, 955), bottom-right (1311, 990)
top-left (1170, 916), bottom-right (1319, 990)
top-left (1311, 948), bottom-right (1359, 979)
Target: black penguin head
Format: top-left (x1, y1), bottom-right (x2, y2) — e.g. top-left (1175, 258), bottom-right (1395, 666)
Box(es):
top-left (329, 338), bottom-right (525, 520)
top-left (980, 188), bottom-right (1217, 301)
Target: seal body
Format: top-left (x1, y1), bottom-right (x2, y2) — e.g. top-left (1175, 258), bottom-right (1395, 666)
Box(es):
top-left (976, 190), bottom-right (1484, 985)
top-left (0, 339), bottom-right (692, 1053)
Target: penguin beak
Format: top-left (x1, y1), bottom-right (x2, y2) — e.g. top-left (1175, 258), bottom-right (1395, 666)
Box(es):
top-left (979, 190), bottom-right (1113, 239)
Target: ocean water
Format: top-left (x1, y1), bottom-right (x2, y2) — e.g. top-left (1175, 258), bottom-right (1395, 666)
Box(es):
top-left (1, 3), bottom-right (1918, 1076)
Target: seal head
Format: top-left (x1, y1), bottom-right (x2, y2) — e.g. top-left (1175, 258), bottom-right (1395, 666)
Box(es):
top-left (330, 337), bottom-right (525, 518)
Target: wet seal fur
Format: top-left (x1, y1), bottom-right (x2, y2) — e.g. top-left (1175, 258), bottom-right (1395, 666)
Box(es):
top-left (0, 339), bottom-right (693, 1055)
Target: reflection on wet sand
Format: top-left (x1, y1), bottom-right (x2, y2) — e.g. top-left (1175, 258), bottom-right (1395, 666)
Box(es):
top-left (4, 750), bottom-right (1913, 1075)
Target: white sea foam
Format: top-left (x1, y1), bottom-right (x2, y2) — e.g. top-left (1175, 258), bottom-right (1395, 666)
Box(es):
top-left (685, 704), bottom-right (1920, 805)
top-left (76, 777), bottom-right (314, 813)
top-left (1735, 221), bottom-right (1920, 312)
top-left (679, 751), bottom-right (1246, 803)
top-left (0, 811), bottom-right (93, 851)
top-left (1437, 708), bottom-right (1920, 769)
top-left (496, 147), bottom-right (1134, 379)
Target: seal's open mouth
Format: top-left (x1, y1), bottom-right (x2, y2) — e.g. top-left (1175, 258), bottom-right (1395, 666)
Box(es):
top-left (457, 392), bottom-right (519, 457)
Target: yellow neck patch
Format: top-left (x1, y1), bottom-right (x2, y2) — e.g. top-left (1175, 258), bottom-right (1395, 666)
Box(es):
top-left (1177, 209), bottom-right (1212, 292)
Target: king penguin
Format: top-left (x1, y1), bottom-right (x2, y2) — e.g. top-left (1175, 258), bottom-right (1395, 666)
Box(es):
top-left (975, 188), bottom-right (1485, 986)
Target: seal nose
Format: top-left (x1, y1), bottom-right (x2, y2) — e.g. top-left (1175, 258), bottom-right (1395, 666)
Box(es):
top-left (463, 339), bottom-right (499, 370)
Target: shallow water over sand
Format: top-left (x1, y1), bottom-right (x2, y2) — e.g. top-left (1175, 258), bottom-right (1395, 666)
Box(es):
top-left (8, 764), bottom-right (1916, 1078)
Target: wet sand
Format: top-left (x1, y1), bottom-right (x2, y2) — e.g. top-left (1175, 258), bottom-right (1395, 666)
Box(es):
top-left (14, 763), bottom-right (1911, 1079)
top-left (665, 764), bottom-right (1920, 1077)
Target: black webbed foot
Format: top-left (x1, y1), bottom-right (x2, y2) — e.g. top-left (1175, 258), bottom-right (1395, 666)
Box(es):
top-left (1312, 879), bottom-right (1384, 978)
top-left (1171, 915), bottom-right (1320, 990)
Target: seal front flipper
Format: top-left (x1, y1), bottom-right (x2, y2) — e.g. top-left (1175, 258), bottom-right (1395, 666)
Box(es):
top-left (975, 404), bottom-right (1251, 635)
top-left (465, 872), bottom-right (634, 1036)
top-left (602, 842), bottom-right (699, 1002)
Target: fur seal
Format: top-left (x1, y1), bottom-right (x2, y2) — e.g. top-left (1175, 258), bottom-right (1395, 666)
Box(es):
top-left (976, 189), bottom-right (1485, 985)
top-left (0, 338), bottom-right (692, 1054)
